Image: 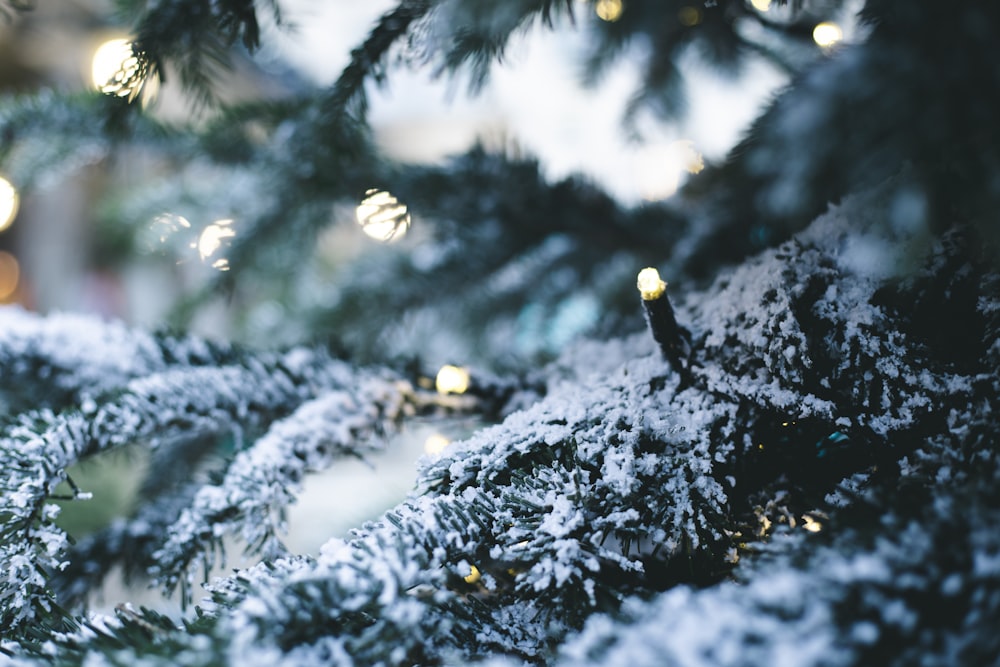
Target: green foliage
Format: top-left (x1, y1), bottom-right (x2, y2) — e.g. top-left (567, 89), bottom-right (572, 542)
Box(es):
top-left (2, 0), bottom-right (1000, 665)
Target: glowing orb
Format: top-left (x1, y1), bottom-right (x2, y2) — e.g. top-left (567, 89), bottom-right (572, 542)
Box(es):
top-left (356, 189), bottom-right (410, 242)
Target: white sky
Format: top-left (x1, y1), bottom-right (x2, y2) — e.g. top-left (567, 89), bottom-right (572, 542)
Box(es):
top-left (265, 1), bottom-right (785, 204)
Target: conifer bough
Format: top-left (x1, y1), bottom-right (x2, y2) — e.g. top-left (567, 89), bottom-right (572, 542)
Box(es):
top-left (1, 0), bottom-right (999, 665)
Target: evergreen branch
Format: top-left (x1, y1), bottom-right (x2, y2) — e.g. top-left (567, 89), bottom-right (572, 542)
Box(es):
top-left (162, 0), bottom-right (437, 315)
top-left (0, 93), bottom-right (180, 188)
top-left (557, 440), bottom-right (1000, 667)
top-left (10, 189), bottom-right (1000, 663)
top-left (326, 0), bottom-right (433, 118)
top-left (0, 344), bottom-right (369, 637)
top-left (297, 147), bottom-right (687, 365)
top-left (414, 0), bottom-right (575, 93)
top-left (206, 521), bottom-right (451, 661)
top-left (149, 375), bottom-right (419, 604)
top-left (0, 307), bottom-right (237, 415)
top-left (50, 479), bottom-right (206, 611)
top-left (123, 0), bottom-right (279, 105)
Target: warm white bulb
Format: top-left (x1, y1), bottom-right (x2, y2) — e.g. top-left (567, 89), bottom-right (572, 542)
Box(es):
top-left (637, 267), bottom-right (667, 301)
top-left (595, 0), bottom-right (624, 22)
top-left (0, 177), bottom-right (19, 232)
top-left (196, 219), bottom-right (235, 260)
top-left (0, 251), bottom-right (20, 300)
top-left (424, 434), bottom-right (451, 455)
top-left (191, 219), bottom-right (236, 271)
top-left (802, 515), bottom-right (823, 533)
top-left (356, 189), bottom-right (410, 242)
top-left (463, 565), bottom-right (482, 584)
top-left (813, 22), bottom-right (844, 48)
top-left (92, 38), bottom-right (144, 99)
top-left (435, 365), bottom-right (470, 395)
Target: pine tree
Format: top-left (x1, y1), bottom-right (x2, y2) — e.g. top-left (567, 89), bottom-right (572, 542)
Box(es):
top-left (1, 1), bottom-right (999, 665)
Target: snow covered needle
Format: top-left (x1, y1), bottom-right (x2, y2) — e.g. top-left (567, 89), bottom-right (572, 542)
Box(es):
top-left (637, 267), bottom-right (691, 379)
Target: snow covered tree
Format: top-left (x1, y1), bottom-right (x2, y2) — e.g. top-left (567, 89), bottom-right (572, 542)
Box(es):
top-left (1, 1), bottom-right (999, 665)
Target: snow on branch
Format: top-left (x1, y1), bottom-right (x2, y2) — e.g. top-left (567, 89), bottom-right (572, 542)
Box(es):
top-left (179, 187), bottom-right (996, 662)
top-left (0, 307), bottom-right (233, 411)
top-left (151, 373), bottom-right (424, 603)
top-left (557, 443), bottom-right (1000, 667)
top-left (0, 314), bottom-right (455, 635)
top-left (0, 351), bottom-right (330, 630)
top-left (7, 185), bottom-right (1000, 663)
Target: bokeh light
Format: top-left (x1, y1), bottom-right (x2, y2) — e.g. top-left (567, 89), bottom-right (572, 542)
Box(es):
top-left (424, 434), bottom-right (451, 456)
top-left (193, 219), bottom-right (236, 271)
top-left (678, 6), bottom-right (702, 26)
top-left (750, 0), bottom-right (771, 11)
top-left (0, 251), bottom-right (20, 301)
top-left (464, 565), bottom-right (482, 584)
top-left (812, 22), bottom-right (844, 49)
top-left (355, 189), bottom-right (411, 243)
top-left (802, 515), bottom-right (824, 533)
top-left (0, 176), bottom-right (19, 232)
top-left (595, 0), bottom-right (624, 22)
top-left (141, 213), bottom-right (192, 254)
top-left (92, 38), bottom-right (156, 102)
top-left (435, 365), bottom-right (470, 395)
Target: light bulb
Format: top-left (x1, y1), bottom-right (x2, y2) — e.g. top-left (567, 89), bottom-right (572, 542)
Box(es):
top-left (356, 189), bottom-right (410, 242)
top-left (802, 515), bottom-right (823, 533)
top-left (813, 22), bottom-right (843, 49)
top-left (595, 0), bottom-right (623, 22)
top-left (0, 176), bottom-right (19, 232)
top-left (637, 267), bottom-right (667, 301)
top-left (191, 219), bottom-right (236, 271)
top-left (0, 251), bottom-right (19, 300)
top-left (464, 565), bottom-right (481, 584)
top-left (435, 365), bottom-right (470, 395)
top-left (424, 434), bottom-right (451, 455)
top-left (92, 38), bottom-right (153, 102)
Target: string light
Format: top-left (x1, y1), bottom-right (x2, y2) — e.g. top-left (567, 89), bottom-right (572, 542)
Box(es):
top-left (637, 268), bottom-right (692, 379)
top-left (192, 219), bottom-right (236, 271)
top-left (637, 267), bottom-right (666, 301)
top-left (595, 0), bottom-right (623, 22)
top-left (424, 434), bottom-right (451, 456)
top-left (0, 251), bottom-right (20, 301)
top-left (463, 565), bottom-right (482, 584)
top-left (143, 213), bottom-right (192, 254)
top-left (802, 515), bottom-right (823, 533)
top-left (678, 6), bottom-right (702, 26)
top-left (92, 38), bottom-right (155, 103)
top-left (435, 365), bottom-right (470, 395)
top-left (812, 22), bottom-right (844, 49)
top-left (356, 189), bottom-right (410, 242)
top-left (0, 176), bottom-right (18, 232)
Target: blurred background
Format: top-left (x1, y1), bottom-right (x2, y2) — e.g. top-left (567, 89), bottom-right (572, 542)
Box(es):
top-left (0, 0), bottom-right (827, 335)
